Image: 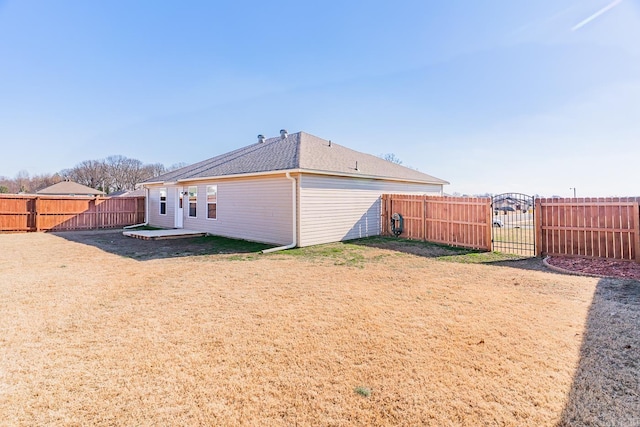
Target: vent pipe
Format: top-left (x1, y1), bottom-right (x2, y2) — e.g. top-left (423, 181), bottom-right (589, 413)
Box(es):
top-left (257, 134), bottom-right (266, 143)
top-left (280, 129), bottom-right (288, 139)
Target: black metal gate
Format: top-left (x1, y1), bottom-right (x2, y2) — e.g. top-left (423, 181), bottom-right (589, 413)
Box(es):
top-left (491, 193), bottom-right (536, 256)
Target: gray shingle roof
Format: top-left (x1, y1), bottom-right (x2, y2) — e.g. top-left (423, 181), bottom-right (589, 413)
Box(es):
top-left (107, 188), bottom-right (146, 197)
top-left (146, 131), bottom-right (448, 185)
top-left (36, 181), bottom-right (105, 196)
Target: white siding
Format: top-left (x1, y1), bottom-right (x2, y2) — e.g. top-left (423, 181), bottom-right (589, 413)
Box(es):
top-left (177, 176), bottom-right (293, 245)
top-left (147, 185), bottom-right (175, 228)
top-left (299, 175), bottom-right (442, 247)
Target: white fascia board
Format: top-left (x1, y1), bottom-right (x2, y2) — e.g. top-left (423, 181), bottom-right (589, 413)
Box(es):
top-left (144, 168), bottom-right (449, 186)
top-left (297, 169), bottom-right (450, 185)
top-left (174, 170), bottom-right (296, 183)
top-left (140, 181), bottom-right (180, 186)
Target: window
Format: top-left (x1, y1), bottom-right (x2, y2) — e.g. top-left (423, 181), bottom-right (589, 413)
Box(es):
top-left (207, 185), bottom-right (217, 219)
top-left (159, 188), bottom-right (167, 215)
top-left (188, 186), bottom-right (197, 217)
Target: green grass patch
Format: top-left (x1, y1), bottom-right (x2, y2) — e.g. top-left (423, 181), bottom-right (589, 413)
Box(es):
top-left (226, 253), bottom-right (262, 261)
top-left (189, 235), bottom-right (273, 254)
top-left (354, 386), bottom-right (371, 397)
top-left (282, 236), bottom-right (518, 267)
top-left (265, 236), bottom-right (530, 266)
top-left (437, 251), bottom-right (527, 264)
top-left (123, 225), bottom-right (163, 231)
top-left (285, 242), bottom-right (370, 267)
top-left (353, 236), bottom-right (531, 264)
top-left (492, 227), bottom-right (534, 244)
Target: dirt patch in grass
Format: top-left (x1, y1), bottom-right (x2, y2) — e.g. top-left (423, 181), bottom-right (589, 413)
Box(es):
top-left (1, 232), bottom-right (638, 425)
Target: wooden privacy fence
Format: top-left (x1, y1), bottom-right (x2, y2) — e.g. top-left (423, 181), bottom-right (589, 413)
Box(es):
top-left (536, 197), bottom-right (640, 262)
top-left (381, 194), bottom-right (492, 251)
top-left (382, 194), bottom-right (640, 262)
top-left (0, 195), bottom-right (145, 232)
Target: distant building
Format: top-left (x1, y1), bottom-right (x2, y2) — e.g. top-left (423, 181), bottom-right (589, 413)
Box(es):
top-left (107, 188), bottom-right (145, 197)
top-left (36, 181), bottom-right (105, 197)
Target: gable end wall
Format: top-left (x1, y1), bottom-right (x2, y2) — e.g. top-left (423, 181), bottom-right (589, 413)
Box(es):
top-left (298, 174), bottom-right (442, 247)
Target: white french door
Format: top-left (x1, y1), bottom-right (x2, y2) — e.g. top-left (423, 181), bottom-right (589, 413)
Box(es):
top-left (174, 187), bottom-right (184, 228)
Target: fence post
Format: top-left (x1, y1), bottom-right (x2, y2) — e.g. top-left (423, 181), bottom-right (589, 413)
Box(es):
top-left (96, 197), bottom-right (102, 230)
top-left (485, 198), bottom-right (492, 251)
top-left (422, 196), bottom-right (427, 242)
top-left (380, 194), bottom-right (386, 236)
top-left (634, 202), bottom-right (640, 263)
top-left (91, 197), bottom-right (97, 230)
top-left (535, 198), bottom-right (543, 258)
top-left (34, 197), bottom-right (40, 232)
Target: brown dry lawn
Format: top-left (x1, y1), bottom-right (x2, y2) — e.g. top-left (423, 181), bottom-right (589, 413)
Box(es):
top-left (0, 231), bottom-right (638, 426)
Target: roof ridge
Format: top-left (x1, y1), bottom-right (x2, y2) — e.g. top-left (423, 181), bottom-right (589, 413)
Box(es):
top-left (143, 131), bottom-right (448, 185)
top-left (295, 131), bottom-right (304, 168)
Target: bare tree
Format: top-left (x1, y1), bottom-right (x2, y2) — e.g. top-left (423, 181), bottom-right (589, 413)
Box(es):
top-left (62, 160), bottom-right (106, 190)
top-left (30, 173), bottom-right (64, 192)
top-left (381, 153), bottom-right (403, 165)
top-left (2, 156), bottom-right (170, 195)
top-left (168, 162), bottom-right (187, 171)
top-left (142, 163), bottom-right (166, 180)
top-left (105, 155), bottom-right (132, 192)
top-left (104, 155), bottom-right (157, 192)
top-left (15, 170), bottom-right (30, 193)
top-left (0, 176), bottom-right (14, 193)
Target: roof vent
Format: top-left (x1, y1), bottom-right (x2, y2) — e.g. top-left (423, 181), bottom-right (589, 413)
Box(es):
top-left (257, 134), bottom-right (266, 143)
top-left (280, 129), bottom-right (288, 139)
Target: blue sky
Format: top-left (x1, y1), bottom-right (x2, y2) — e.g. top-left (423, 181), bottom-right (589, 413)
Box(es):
top-left (1, 0), bottom-right (638, 196)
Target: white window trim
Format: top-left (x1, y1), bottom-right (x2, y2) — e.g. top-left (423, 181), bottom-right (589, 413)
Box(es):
top-left (206, 184), bottom-right (218, 221)
top-left (188, 186), bottom-right (197, 218)
top-left (159, 188), bottom-right (167, 216)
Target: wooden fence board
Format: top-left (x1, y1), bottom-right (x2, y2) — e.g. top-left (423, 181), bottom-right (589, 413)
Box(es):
top-left (537, 197), bottom-right (640, 262)
top-left (0, 195), bottom-right (145, 232)
top-left (383, 194), bottom-right (640, 263)
top-left (381, 194), bottom-right (492, 251)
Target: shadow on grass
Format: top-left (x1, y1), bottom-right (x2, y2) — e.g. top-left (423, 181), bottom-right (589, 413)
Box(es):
top-left (558, 277), bottom-right (640, 426)
top-left (52, 229), bottom-right (273, 261)
top-left (349, 236), bottom-right (551, 273)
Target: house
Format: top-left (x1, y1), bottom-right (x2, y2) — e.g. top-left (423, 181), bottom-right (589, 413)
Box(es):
top-left (36, 180), bottom-right (106, 197)
top-left (107, 188), bottom-right (146, 197)
top-left (141, 131), bottom-right (448, 248)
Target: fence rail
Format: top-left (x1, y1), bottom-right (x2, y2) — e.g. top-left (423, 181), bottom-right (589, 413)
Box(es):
top-left (0, 195), bottom-right (145, 232)
top-left (536, 197), bottom-right (640, 262)
top-left (382, 194), bottom-right (640, 263)
top-left (381, 195), bottom-right (492, 251)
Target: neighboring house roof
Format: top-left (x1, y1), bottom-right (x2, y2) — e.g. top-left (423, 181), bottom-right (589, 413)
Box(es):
top-left (145, 131), bottom-right (449, 185)
top-left (36, 181), bottom-right (106, 196)
top-left (108, 188), bottom-right (146, 197)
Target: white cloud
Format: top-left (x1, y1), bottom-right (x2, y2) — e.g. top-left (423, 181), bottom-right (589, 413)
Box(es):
top-left (571, 0), bottom-right (624, 31)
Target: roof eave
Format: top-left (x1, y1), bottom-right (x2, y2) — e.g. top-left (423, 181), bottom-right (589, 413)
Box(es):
top-left (141, 170), bottom-right (295, 185)
top-left (298, 169), bottom-right (449, 185)
top-left (141, 168), bottom-right (448, 186)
